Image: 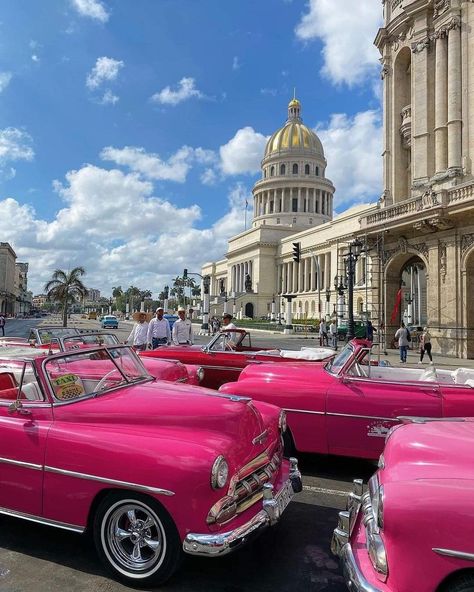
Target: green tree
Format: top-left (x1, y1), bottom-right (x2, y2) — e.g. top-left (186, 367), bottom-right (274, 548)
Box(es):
top-left (44, 267), bottom-right (88, 327)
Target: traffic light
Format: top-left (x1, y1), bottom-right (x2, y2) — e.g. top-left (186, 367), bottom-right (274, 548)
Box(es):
top-left (292, 242), bottom-right (301, 263)
top-left (183, 268), bottom-right (188, 279)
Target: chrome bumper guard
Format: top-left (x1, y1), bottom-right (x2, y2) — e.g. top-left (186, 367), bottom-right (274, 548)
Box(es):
top-left (331, 479), bottom-right (383, 592)
top-left (183, 457), bottom-right (302, 557)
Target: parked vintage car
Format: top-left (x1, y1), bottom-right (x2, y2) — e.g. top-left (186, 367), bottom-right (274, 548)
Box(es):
top-left (0, 332), bottom-right (204, 386)
top-left (101, 314), bottom-right (119, 329)
top-left (332, 417), bottom-right (474, 592)
top-left (141, 329), bottom-right (334, 389)
top-left (0, 345), bottom-right (301, 586)
top-left (219, 339), bottom-right (474, 460)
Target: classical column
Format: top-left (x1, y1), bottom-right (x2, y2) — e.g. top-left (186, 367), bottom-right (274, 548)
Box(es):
top-left (411, 38), bottom-right (430, 182)
top-left (434, 30), bottom-right (448, 174)
top-left (298, 187), bottom-right (302, 212)
top-left (325, 253), bottom-right (331, 288)
top-left (310, 255), bottom-right (315, 291)
top-left (447, 18), bottom-right (462, 173)
top-left (299, 259), bottom-right (305, 292)
top-left (293, 260), bottom-right (298, 292)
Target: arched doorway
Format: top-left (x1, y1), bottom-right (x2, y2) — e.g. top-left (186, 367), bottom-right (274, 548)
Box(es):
top-left (465, 250), bottom-right (474, 358)
top-left (245, 302), bottom-right (254, 318)
top-left (385, 253), bottom-right (427, 338)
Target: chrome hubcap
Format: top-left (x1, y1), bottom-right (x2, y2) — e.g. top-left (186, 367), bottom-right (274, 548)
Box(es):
top-left (105, 503), bottom-right (165, 573)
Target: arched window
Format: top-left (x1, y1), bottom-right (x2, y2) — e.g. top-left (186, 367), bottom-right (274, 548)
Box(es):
top-left (292, 163), bottom-right (298, 175)
top-left (280, 164), bottom-right (286, 175)
top-left (263, 169), bottom-right (267, 178)
top-left (315, 166), bottom-right (319, 176)
top-left (270, 166), bottom-right (275, 177)
top-left (305, 164), bottom-right (310, 175)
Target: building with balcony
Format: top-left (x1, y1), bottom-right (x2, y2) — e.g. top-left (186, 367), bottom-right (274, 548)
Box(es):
top-left (202, 0), bottom-right (474, 357)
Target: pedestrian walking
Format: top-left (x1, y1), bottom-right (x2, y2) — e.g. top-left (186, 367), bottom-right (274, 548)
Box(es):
top-left (172, 306), bottom-right (193, 345)
top-left (126, 312), bottom-right (149, 351)
top-left (329, 320), bottom-right (337, 349)
top-left (0, 313), bottom-right (5, 337)
top-left (419, 326), bottom-right (433, 363)
top-left (395, 321), bottom-right (409, 363)
top-left (319, 319), bottom-right (328, 346)
top-left (366, 320), bottom-right (376, 342)
top-left (147, 307), bottom-right (171, 349)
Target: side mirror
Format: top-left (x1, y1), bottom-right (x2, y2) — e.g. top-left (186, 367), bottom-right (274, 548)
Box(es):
top-left (8, 400), bottom-right (31, 416)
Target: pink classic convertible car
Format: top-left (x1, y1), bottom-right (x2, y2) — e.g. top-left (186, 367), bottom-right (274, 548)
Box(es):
top-left (0, 345), bottom-right (301, 586)
top-left (332, 417), bottom-right (474, 592)
top-left (142, 328), bottom-right (334, 389)
top-left (219, 339), bottom-right (474, 460)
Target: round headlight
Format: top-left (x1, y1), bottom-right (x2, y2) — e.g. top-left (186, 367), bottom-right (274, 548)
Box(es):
top-left (197, 367), bottom-right (205, 382)
top-left (211, 456), bottom-right (229, 489)
top-left (279, 410), bottom-right (287, 433)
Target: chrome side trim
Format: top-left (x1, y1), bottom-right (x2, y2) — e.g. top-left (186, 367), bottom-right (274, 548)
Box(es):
top-left (0, 456), bottom-right (43, 471)
top-left (433, 548), bottom-right (474, 562)
top-left (328, 412), bottom-right (398, 422)
top-left (200, 365), bottom-right (241, 372)
top-left (0, 506), bottom-right (84, 533)
top-left (44, 466), bottom-right (175, 497)
top-left (284, 408), bottom-right (325, 416)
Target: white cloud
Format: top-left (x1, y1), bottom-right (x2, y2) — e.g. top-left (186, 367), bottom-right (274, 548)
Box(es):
top-left (316, 110), bottom-right (382, 207)
top-left (100, 90), bottom-right (119, 105)
top-left (0, 72), bottom-right (12, 93)
top-left (295, 0), bottom-right (382, 87)
top-left (100, 145), bottom-right (217, 183)
top-left (219, 126), bottom-right (268, 175)
top-left (0, 128), bottom-right (34, 165)
top-left (31, 54), bottom-right (40, 63)
top-left (86, 56), bottom-right (124, 90)
top-left (71, 0), bottom-right (110, 22)
top-left (0, 161), bottom-right (251, 294)
top-left (232, 56), bottom-right (240, 70)
top-left (201, 168), bottom-right (218, 186)
top-left (260, 88), bottom-right (277, 96)
top-left (151, 77), bottom-right (203, 106)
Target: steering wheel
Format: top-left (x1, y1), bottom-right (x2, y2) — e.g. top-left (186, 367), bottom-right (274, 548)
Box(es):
top-left (96, 369), bottom-right (121, 391)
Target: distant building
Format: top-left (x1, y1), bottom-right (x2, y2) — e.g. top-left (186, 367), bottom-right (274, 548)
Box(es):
top-left (0, 243), bottom-right (18, 315)
top-left (32, 294), bottom-right (48, 309)
top-left (14, 262), bottom-right (31, 315)
top-left (87, 288), bottom-right (101, 302)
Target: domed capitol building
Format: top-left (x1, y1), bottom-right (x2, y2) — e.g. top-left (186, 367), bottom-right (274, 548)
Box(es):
top-left (203, 0), bottom-right (474, 358)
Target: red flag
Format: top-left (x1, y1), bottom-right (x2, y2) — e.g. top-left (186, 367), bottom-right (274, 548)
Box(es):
top-left (390, 288), bottom-right (402, 323)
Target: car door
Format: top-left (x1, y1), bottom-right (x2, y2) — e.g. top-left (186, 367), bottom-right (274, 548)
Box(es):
top-left (326, 353), bottom-right (442, 459)
top-left (0, 364), bottom-right (53, 516)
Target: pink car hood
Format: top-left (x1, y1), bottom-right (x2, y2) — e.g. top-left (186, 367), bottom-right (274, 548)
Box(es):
top-left (53, 381), bottom-right (268, 446)
top-left (382, 420), bottom-right (474, 484)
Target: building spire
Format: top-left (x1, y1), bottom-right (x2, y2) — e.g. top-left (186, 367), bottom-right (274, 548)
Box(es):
top-left (287, 92), bottom-right (301, 122)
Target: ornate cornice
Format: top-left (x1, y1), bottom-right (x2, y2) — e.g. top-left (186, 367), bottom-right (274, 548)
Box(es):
top-left (412, 36), bottom-right (431, 53)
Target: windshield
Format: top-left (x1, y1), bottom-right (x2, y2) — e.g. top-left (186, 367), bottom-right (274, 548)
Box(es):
top-left (35, 328), bottom-right (79, 344)
top-left (206, 330), bottom-right (244, 351)
top-left (62, 334), bottom-right (119, 350)
top-left (44, 346), bottom-right (151, 402)
top-left (325, 342), bottom-right (354, 375)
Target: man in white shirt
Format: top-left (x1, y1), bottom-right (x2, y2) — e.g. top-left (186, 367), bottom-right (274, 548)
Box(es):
top-left (172, 307), bottom-right (193, 345)
top-left (221, 313), bottom-right (238, 348)
top-left (319, 319), bottom-right (328, 346)
top-left (147, 307), bottom-right (171, 349)
top-left (127, 312), bottom-right (149, 351)
top-left (329, 320), bottom-right (337, 349)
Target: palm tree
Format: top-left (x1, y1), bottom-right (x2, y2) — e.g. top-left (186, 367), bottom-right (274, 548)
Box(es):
top-left (44, 267), bottom-right (88, 327)
top-left (112, 286), bottom-right (123, 299)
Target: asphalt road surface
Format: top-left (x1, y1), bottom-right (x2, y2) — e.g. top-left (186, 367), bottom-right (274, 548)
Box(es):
top-left (0, 317), bottom-right (378, 592)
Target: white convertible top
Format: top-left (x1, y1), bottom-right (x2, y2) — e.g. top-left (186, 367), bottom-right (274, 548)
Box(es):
top-left (255, 347), bottom-right (334, 361)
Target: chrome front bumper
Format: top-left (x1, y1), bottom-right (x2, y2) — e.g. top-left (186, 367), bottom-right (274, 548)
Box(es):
top-left (331, 479), bottom-right (383, 592)
top-left (183, 457), bottom-right (302, 557)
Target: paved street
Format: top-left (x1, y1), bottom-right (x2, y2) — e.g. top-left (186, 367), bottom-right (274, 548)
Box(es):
top-left (0, 317), bottom-right (470, 591)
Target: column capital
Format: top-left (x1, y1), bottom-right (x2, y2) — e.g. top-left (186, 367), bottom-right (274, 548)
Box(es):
top-left (411, 36), bottom-right (431, 53)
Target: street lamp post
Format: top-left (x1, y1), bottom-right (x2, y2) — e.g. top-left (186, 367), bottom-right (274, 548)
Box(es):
top-left (325, 287), bottom-right (331, 320)
top-left (345, 238), bottom-right (364, 340)
top-left (232, 294), bottom-right (236, 317)
top-left (271, 295), bottom-right (276, 322)
top-left (202, 275), bottom-right (210, 333)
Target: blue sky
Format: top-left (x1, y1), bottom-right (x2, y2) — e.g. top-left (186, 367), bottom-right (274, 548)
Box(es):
top-left (0, 0), bottom-right (383, 295)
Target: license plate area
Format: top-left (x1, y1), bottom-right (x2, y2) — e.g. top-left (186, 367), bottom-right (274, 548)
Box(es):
top-left (275, 479), bottom-right (294, 516)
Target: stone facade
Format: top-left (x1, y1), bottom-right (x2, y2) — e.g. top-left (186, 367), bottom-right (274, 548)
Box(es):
top-left (202, 0), bottom-right (474, 357)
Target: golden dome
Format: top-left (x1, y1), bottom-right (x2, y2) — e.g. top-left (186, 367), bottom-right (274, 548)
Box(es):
top-left (264, 121), bottom-right (324, 157)
top-left (264, 97), bottom-right (324, 158)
